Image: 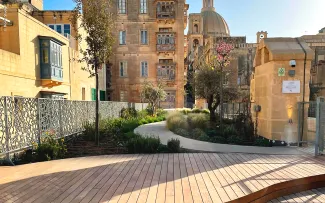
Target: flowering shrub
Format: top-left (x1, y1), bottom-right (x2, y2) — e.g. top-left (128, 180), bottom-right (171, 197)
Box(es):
top-left (35, 130), bottom-right (67, 161)
top-left (17, 130), bottom-right (67, 163)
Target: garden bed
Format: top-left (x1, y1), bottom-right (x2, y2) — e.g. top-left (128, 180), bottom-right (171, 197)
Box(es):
top-left (166, 109), bottom-right (273, 147)
top-left (2, 108), bottom-right (185, 166)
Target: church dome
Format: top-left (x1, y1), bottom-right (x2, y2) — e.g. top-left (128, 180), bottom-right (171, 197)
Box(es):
top-left (201, 10), bottom-right (230, 36)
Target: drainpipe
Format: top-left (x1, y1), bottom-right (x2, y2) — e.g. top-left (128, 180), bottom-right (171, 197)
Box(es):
top-left (296, 38), bottom-right (307, 144)
top-left (68, 47), bottom-right (72, 99)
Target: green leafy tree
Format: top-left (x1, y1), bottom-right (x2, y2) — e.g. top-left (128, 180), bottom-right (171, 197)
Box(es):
top-left (71, 0), bottom-right (114, 145)
top-left (192, 43), bottom-right (239, 122)
top-left (141, 81), bottom-right (167, 115)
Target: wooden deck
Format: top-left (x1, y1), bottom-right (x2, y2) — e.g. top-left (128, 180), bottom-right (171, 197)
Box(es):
top-left (269, 187), bottom-right (325, 203)
top-left (1, 153), bottom-right (325, 203)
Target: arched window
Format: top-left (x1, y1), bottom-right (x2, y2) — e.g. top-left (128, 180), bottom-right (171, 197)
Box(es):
top-left (193, 39), bottom-right (199, 47)
top-left (194, 24), bottom-right (198, 33)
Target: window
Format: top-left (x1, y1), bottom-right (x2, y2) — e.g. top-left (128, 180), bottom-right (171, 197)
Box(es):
top-left (82, 88), bottom-right (86, 100)
top-left (157, 33), bottom-right (175, 45)
top-left (141, 61), bottom-right (148, 77)
top-left (41, 48), bottom-right (49, 63)
top-left (100, 90), bottom-right (106, 101)
top-left (118, 0), bottom-right (126, 14)
top-left (119, 31), bottom-right (126, 45)
top-left (91, 88), bottom-right (96, 101)
top-left (48, 24), bottom-right (71, 37)
top-left (39, 37), bottom-right (64, 81)
top-left (120, 61), bottom-right (128, 77)
top-left (120, 91), bottom-right (128, 102)
top-left (194, 24), bottom-right (199, 33)
top-left (140, 0), bottom-right (147, 14)
top-left (141, 30), bottom-right (148, 45)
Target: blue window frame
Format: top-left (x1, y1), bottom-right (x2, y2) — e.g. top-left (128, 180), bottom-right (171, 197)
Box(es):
top-left (39, 36), bottom-right (65, 81)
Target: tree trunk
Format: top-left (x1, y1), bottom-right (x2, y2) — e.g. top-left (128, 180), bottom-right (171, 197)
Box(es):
top-left (95, 67), bottom-right (100, 146)
top-left (207, 94), bottom-right (216, 123)
top-left (219, 65), bottom-right (224, 130)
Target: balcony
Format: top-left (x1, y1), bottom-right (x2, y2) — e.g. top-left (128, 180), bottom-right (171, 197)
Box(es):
top-left (156, 2), bottom-right (175, 23)
top-left (157, 63), bottom-right (176, 81)
top-left (39, 36), bottom-right (65, 87)
top-left (156, 32), bottom-right (176, 52)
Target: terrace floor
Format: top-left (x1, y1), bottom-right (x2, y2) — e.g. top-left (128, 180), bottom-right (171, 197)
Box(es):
top-left (1, 153), bottom-right (325, 203)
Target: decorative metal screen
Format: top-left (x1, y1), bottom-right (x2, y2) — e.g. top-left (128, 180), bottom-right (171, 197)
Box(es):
top-left (0, 96), bottom-right (148, 156)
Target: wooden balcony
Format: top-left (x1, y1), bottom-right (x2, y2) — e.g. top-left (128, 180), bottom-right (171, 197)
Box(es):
top-left (156, 32), bottom-right (176, 52)
top-left (157, 63), bottom-right (176, 81)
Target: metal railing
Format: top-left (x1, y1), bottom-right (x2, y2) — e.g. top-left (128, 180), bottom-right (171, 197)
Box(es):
top-left (0, 96), bottom-right (148, 158)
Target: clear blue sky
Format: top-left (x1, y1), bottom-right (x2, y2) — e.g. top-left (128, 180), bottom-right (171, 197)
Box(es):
top-left (44, 0), bottom-right (325, 43)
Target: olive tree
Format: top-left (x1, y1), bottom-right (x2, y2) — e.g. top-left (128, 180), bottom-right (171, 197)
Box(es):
top-left (71, 0), bottom-right (114, 145)
top-left (141, 81), bottom-right (166, 115)
top-left (192, 43), bottom-right (239, 123)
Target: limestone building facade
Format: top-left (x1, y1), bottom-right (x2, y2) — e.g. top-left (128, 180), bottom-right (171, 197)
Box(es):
top-left (109, 0), bottom-right (189, 108)
top-left (0, 1), bottom-right (106, 101)
top-left (185, 0), bottom-right (260, 107)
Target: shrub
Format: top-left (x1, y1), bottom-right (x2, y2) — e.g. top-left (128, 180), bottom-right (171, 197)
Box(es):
top-left (209, 136), bottom-right (227, 144)
top-left (192, 108), bottom-right (202, 114)
top-left (223, 118), bottom-right (235, 125)
top-left (167, 138), bottom-right (181, 153)
top-left (227, 135), bottom-right (243, 145)
top-left (187, 113), bottom-right (209, 130)
top-left (138, 110), bottom-right (149, 118)
top-left (166, 112), bottom-right (188, 131)
top-left (174, 128), bottom-right (190, 137)
top-left (120, 119), bottom-right (140, 133)
top-left (127, 135), bottom-right (161, 154)
top-left (223, 125), bottom-right (238, 137)
top-left (156, 109), bottom-right (168, 117)
top-left (120, 108), bottom-right (138, 119)
top-left (181, 108), bottom-right (192, 115)
top-left (157, 144), bottom-right (169, 153)
top-left (254, 137), bottom-right (272, 147)
top-left (201, 109), bottom-right (210, 114)
top-left (191, 128), bottom-right (207, 139)
top-left (198, 135), bottom-right (210, 142)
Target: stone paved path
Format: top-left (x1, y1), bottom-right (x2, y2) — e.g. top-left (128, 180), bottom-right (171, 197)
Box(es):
top-left (134, 121), bottom-right (305, 155)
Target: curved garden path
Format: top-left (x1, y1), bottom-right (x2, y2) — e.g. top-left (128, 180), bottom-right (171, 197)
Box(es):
top-left (134, 121), bottom-right (305, 155)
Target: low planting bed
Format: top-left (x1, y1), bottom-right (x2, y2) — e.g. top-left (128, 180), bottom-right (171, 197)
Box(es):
top-left (166, 110), bottom-right (273, 147)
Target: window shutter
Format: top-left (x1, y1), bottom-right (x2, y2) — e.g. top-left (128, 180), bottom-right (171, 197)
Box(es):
top-left (123, 62), bottom-right (128, 76)
top-left (91, 88), bottom-right (96, 101)
top-left (122, 31), bottom-right (126, 44)
top-left (145, 62), bottom-right (148, 76)
top-left (100, 90), bottom-right (106, 101)
top-left (120, 62), bottom-right (123, 77)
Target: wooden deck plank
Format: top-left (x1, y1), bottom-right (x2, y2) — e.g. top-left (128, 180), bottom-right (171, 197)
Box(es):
top-left (99, 155), bottom-right (141, 203)
top-left (156, 154), bottom-right (169, 203)
top-left (223, 154), bottom-right (260, 193)
top-left (184, 153), bottom-right (203, 203)
top-left (192, 153), bottom-right (222, 203)
top-left (2, 153), bottom-right (325, 203)
top-left (126, 155), bottom-right (154, 203)
top-left (109, 155), bottom-right (148, 203)
top-left (173, 154), bottom-right (183, 203)
top-left (218, 154), bottom-right (254, 195)
top-left (144, 154), bottom-right (163, 203)
top-left (188, 153), bottom-right (213, 203)
top-left (200, 153), bottom-right (230, 202)
top-left (165, 154), bottom-right (175, 203)
top-left (69, 155), bottom-right (124, 203)
top-left (89, 155), bottom-right (138, 203)
top-left (135, 154), bottom-right (159, 203)
top-left (204, 153), bottom-right (237, 200)
top-left (178, 153), bottom-right (194, 203)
